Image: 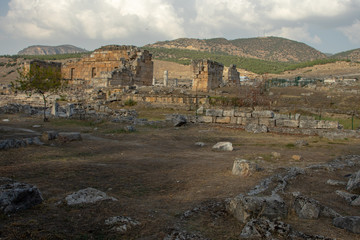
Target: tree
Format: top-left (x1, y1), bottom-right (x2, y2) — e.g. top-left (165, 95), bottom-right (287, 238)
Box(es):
top-left (11, 61), bottom-right (64, 121)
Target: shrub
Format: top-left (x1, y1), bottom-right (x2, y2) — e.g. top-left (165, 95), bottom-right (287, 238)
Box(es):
top-left (124, 99), bottom-right (137, 106)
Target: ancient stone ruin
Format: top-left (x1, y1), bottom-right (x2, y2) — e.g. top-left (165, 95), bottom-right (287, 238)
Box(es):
top-left (223, 64), bottom-right (240, 85)
top-left (192, 59), bottom-right (224, 92)
top-left (62, 45), bottom-right (153, 87)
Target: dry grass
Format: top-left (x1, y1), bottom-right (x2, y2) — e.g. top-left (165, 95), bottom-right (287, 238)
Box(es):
top-left (1, 114), bottom-right (360, 239)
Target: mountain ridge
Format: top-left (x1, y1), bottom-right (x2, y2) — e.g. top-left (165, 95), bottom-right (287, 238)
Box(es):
top-left (145, 36), bottom-right (328, 62)
top-left (18, 44), bottom-right (88, 55)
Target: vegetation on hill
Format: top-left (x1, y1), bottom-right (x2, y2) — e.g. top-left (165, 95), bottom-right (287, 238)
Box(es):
top-left (146, 37), bottom-right (327, 62)
top-left (0, 52), bottom-right (91, 61)
top-left (331, 48), bottom-right (360, 62)
top-left (143, 46), bottom-right (342, 75)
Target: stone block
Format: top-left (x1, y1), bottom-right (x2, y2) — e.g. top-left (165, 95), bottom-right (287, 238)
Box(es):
top-left (216, 117), bottom-right (231, 124)
top-left (259, 118), bottom-right (276, 127)
top-left (234, 111), bottom-right (252, 118)
top-left (232, 159), bottom-right (260, 177)
top-left (197, 116), bottom-right (213, 123)
top-left (230, 117), bottom-right (237, 124)
top-left (223, 109), bottom-right (235, 117)
top-left (212, 142), bottom-right (233, 151)
top-left (276, 119), bottom-right (299, 128)
top-left (252, 110), bottom-right (274, 118)
top-left (226, 194), bottom-right (287, 223)
top-left (242, 117), bottom-right (259, 125)
top-left (236, 117), bottom-right (243, 125)
top-left (299, 120), bottom-right (319, 128)
top-left (317, 120), bottom-right (338, 129)
top-left (206, 109), bottom-right (223, 117)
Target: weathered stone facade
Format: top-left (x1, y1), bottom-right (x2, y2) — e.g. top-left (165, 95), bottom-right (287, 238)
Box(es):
top-left (23, 60), bottom-right (62, 76)
top-left (62, 45), bottom-right (153, 87)
top-left (223, 64), bottom-right (240, 85)
top-left (192, 60), bottom-right (224, 92)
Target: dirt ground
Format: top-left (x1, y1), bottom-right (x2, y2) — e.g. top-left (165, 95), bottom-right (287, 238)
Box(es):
top-left (1, 113), bottom-right (360, 239)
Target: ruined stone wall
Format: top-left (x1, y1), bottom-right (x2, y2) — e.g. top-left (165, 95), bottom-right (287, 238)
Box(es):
top-left (223, 64), bottom-right (240, 85)
top-left (62, 45), bottom-right (153, 87)
top-left (23, 60), bottom-right (62, 75)
top-left (192, 60), bottom-right (224, 92)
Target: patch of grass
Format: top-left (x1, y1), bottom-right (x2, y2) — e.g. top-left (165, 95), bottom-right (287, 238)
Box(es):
top-left (124, 98), bottom-right (137, 106)
top-left (285, 143), bottom-right (295, 149)
top-left (49, 119), bottom-right (104, 128)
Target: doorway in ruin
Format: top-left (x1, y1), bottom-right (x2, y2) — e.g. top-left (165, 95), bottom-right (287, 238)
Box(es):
top-left (91, 67), bottom-right (96, 78)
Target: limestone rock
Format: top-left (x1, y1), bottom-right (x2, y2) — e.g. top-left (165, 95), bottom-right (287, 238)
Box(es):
top-left (0, 181), bottom-right (43, 213)
top-left (295, 139), bottom-right (309, 147)
top-left (346, 170), bottom-right (360, 193)
top-left (232, 159), bottom-right (260, 177)
top-left (293, 194), bottom-right (341, 219)
top-left (240, 218), bottom-right (333, 239)
top-left (292, 155), bottom-right (303, 161)
top-left (336, 190), bottom-right (360, 206)
top-left (65, 187), bottom-right (117, 206)
top-left (333, 216), bottom-right (360, 234)
top-left (41, 130), bottom-right (59, 141)
top-left (105, 216), bottom-right (140, 233)
top-left (271, 152), bottom-right (281, 158)
top-left (226, 194), bottom-right (287, 223)
top-left (326, 179), bottom-right (347, 186)
top-left (195, 142), bottom-right (205, 147)
top-left (124, 125), bottom-right (136, 132)
top-left (164, 229), bottom-right (209, 240)
top-left (245, 123), bottom-right (268, 134)
top-left (240, 218), bottom-right (291, 239)
top-left (168, 114), bottom-right (187, 127)
top-left (212, 142), bottom-right (233, 151)
top-left (58, 132), bottom-right (82, 142)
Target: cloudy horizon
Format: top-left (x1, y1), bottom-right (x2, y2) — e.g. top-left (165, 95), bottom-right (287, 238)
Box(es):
top-left (0, 0), bottom-right (360, 55)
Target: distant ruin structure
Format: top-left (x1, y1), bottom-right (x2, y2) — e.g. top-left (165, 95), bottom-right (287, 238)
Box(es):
top-left (23, 60), bottom-right (62, 75)
top-left (62, 45), bottom-right (153, 87)
top-left (223, 64), bottom-right (240, 85)
top-left (192, 60), bottom-right (224, 92)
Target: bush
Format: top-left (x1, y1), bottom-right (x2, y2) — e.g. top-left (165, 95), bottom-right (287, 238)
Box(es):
top-left (124, 99), bottom-right (137, 106)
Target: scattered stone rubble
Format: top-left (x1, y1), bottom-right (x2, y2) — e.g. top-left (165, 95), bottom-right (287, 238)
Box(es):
top-left (0, 178), bottom-right (43, 214)
top-left (105, 216), bottom-right (141, 233)
top-left (65, 187), bottom-right (118, 206)
top-left (212, 142), bottom-right (233, 151)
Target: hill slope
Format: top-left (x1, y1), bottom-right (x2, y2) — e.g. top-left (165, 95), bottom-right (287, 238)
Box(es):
top-left (18, 45), bottom-right (88, 55)
top-left (145, 37), bottom-right (327, 62)
top-left (332, 48), bottom-right (360, 62)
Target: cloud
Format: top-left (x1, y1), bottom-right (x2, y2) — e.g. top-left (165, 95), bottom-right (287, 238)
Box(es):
top-left (0, 0), bottom-right (185, 41)
top-left (268, 26), bottom-right (322, 44)
top-left (339, 19), bottom-right (360, 44)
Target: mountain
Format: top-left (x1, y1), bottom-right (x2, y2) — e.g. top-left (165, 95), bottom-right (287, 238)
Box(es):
top-left (18, 45), bottom-right (88, 55)
top-left (332, 48), bottom-right (360, 62)
top-left (145, 37), bottom-right (327, 62)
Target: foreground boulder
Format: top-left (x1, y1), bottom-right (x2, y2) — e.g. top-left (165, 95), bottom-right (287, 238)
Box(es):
top-left (105, 216), bottom-right (141, 233)
top-left (65, 187), bottom-right (117, 206)
top-left (232, 159), bottom-right (261, 177)
top-left (293, 194), bottom-right (341, 219)
top-left (226, 194), bottom-right (287, 223)
top-left (212, 142), bottom-right (233, 151)
top-left (0, 179), bottom-right (43, 213)
top-left (333, 216), bottom-right (360, 234)
top-left (346, 170), bottom-right (360, 193)
top-left (58, 132), bottom-right (82, 142)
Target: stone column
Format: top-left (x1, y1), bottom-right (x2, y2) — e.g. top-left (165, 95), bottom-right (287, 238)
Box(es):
top-left (66, 103), bottom-right (74, 117)
top-left (152, 77), bottom-right (156, 86)
top-left (163, 70), bottom-right (168, 86)
top-left (174, 78), bottom-right (178, 87)
top-left (51, 101), bottom-right (59, 117)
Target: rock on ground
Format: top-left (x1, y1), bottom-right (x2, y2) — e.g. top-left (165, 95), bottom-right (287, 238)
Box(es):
top-left (65, 187), bottom-right (117, 206)
top-left (232, 159), bottom-right (260, 177)
top-left (212, 142), bottom-right (233, 151)
top-left (293, 194), bottom-right (340, 219)
top-left (336, 190), bottom-right (360, 206)
top-left (240, 218), bottom-right (333, 239)
top-left (0, 180), bottom-right (43, 213)
top-left (245, 123), bottom-right (268, 134)
top-left (346, 170), bottom-right (360, 193)
top-left (105, 216), bottom-right (140, 233)
top-left (226, 194), bottom-right (287, 223)
top-left (58, 132), bottom-right (82, 142)
top-left (333, 216), bottom-right (360, 234)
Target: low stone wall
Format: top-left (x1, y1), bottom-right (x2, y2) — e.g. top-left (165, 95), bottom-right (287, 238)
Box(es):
top-left (198, 109), bottom-right (339, 130)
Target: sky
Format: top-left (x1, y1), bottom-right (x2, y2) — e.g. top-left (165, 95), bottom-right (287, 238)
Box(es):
top-left (0, 0), bottom-right (360, 55)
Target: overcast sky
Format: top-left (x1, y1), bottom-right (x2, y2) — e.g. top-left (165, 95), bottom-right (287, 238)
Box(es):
top-left (0, 0), bottom-right (360, 55)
